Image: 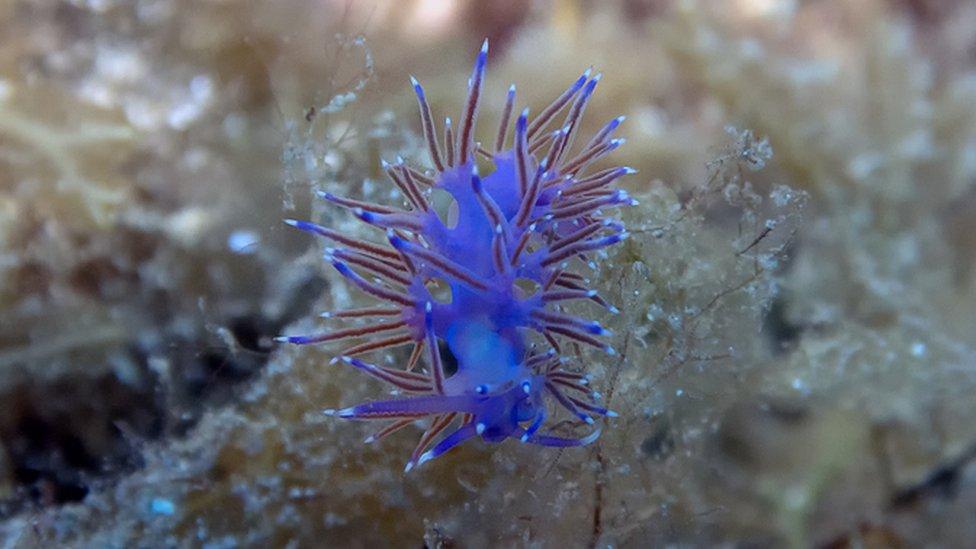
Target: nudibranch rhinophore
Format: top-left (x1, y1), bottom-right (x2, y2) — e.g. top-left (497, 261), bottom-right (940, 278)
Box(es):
top-left (281, 40), bottom-right (635, 472)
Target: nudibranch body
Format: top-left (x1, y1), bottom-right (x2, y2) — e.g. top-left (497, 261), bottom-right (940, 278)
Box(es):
top-left (281, 40), bottom-right (635, 471)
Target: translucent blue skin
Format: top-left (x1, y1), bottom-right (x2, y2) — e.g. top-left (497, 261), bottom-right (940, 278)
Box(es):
top-left (414, 158), bottom-right (545, 351)
top-left (360, 159), bottom-right (553, 438)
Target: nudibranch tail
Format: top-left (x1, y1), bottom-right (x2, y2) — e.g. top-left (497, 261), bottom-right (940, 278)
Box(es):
top-left (282, 40), bottom-right (632, 471)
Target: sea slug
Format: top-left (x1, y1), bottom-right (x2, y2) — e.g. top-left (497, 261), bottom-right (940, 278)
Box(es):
top-left (281, 40), bottom-right (634, 471)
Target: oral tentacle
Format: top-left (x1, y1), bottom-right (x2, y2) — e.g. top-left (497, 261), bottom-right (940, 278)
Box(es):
top-left (416, 422), bottom-right (480, 467)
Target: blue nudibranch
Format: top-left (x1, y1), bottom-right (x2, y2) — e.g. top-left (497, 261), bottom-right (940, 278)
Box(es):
top-left (281, 40), bottom-right (635, 471)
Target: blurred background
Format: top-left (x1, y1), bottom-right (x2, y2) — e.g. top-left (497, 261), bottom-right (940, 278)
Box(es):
top-left (1, 0), bottom-right (975, 546)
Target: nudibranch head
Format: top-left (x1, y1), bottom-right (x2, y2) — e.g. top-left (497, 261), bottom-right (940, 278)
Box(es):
top-left (282, 39), bottom-right (632, 471)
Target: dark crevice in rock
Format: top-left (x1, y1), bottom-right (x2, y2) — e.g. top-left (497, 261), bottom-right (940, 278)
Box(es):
top-left (0, 248), bottom-right (327, 516)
